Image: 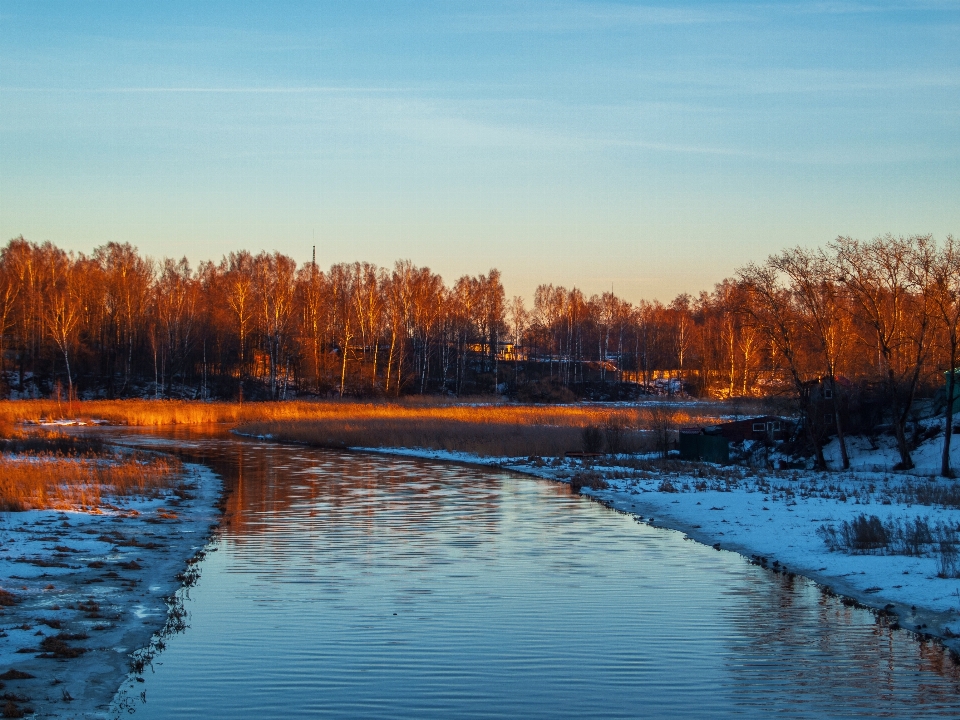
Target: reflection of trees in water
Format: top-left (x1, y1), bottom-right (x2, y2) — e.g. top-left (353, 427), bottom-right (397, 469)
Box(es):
top-left (113, 424), bottom-right (512, 540)
top-left (195, 440), bottom-right (506, 547)
top-left (721, 570), bottom-right (960, 715)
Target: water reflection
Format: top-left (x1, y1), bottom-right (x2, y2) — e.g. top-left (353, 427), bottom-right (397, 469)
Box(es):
top-left (107, 427), bottom-right (960, 718)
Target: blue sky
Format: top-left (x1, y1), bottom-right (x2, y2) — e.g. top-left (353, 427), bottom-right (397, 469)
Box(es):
top-left (1, 1), bottom-right (958, 303)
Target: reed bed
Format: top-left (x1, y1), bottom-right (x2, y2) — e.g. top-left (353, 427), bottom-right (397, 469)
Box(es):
top-left (0, 455), bottom-right (181, 511)
top-left (0, 398), bottom-right (723, 430)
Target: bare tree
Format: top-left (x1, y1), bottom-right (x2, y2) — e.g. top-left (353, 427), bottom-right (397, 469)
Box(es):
top-left (253, 252), bottom-right (298, 399)
top-left (329, 263), bottom-right (356, 398)
top-left (771, 247), bottom-right (852, 469)
top-left (225, 251), bottom-right (254, 403)
top-left (738, 261), bottom-right (826, 468)
top-left (44, 249), bottom-right (83, 405)
top-left (932, 235), bottom-right (960, 477)
top-left (0, 244), bottom-right (22, 384)
top-left (94, 242), bottom-right (153, 393)
top-left (832, 234), bottom-right (935, 470)
top-left (155, 257), bottom-right (199, 394)
top-left (670, 293), bottom-right (692, 392)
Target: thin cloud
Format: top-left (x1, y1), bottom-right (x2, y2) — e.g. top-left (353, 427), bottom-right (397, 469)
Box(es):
top-left (452, 0), bottom-right (743, 33)
top-left (0, 86), bottom-right (407, 94)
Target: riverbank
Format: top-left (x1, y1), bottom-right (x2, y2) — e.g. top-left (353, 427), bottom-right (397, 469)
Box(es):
top-left (0, 463), bottom-right (221, 719)
top-left (243, 434), bottom-right (960, 657)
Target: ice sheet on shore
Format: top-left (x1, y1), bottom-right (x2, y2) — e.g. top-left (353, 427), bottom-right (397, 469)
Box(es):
top-left (0, 464), bottom-right (221, 719)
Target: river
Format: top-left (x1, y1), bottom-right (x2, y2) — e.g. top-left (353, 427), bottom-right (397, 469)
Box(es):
top-left (107, 427), bottom-right (960, 718)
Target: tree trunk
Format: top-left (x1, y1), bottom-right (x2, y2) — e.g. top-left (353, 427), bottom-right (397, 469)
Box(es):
top-left (340, 342), bottom-right (349, 398)
top-left (386, 330), bottom-right (396, 394)
top-left (887, 368), bottom-right (914, 469)
top-left (835, 405), bottom-right (850, 470)
top-left (944, 359), bottom-right (957, 478)
top-left (829, 375), bottom-right (850, 470)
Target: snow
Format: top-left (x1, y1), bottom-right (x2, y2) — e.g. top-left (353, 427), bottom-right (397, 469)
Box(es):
top-left (0, 464), bottom-right (221, 719)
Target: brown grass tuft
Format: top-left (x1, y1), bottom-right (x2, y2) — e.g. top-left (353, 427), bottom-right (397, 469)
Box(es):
top-left (0, 671), bottom-right (34, 681)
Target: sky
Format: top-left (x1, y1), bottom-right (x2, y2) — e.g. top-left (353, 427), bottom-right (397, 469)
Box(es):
top-left (0, 1), bottom-right (958, 305)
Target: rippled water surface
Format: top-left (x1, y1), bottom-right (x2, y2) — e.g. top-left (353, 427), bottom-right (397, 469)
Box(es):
top-left (110, 428), bottom-right (960, 718)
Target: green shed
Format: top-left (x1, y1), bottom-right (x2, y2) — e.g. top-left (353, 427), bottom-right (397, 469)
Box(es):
top-left (679, 430), bottom-right (729, 464)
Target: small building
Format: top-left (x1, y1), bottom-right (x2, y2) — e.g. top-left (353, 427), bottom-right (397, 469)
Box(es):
top-left (679, 415), bottom-right (790, 464)
top-left (679, 427), bottom-right (729, 464)
top-left (708, 416), bottom-right (788, 443)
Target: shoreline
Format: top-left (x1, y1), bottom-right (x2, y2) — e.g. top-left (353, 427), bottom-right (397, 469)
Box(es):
top-left (6, 423), bottom-right (950, 718)
top-left (0, 462), bottom-right (222, 719)
top-left (243, 435), bottom-right (960, 657)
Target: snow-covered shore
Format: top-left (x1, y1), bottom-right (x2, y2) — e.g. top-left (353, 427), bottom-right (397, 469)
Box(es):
top-left (0, 464), bottom-right (221, 719)
top-left (336, 439), bottom-right (960, 655)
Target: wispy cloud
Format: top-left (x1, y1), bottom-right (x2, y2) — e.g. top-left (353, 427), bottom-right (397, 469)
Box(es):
top-left (452, 0), bottom-right (742, 32)
top-left (0, 86), bottom-right (407, 94)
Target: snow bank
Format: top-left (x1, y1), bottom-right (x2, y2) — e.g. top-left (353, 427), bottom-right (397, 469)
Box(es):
top-left (0, 464), bottom-right (221, 718)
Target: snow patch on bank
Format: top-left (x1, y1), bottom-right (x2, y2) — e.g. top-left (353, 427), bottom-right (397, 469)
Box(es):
top-left (0, 464), bottom-right (221, 719)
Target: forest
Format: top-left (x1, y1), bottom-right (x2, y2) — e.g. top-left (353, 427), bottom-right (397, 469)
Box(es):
top-left (1, 233), bottom-right (959, 469)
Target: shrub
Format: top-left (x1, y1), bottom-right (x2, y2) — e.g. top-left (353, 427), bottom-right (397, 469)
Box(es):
top-left (847, 514), bottom-right (889, 550)
top-left (581, 426), bottom-right (604, 454)
top-left (603, 418), bottom-right (627, 454)
top-left (939, 541), bottom-right (960, 578)
top-left (514, 378), bottom-right (578, 404)
top-left (569, 472), bottom-right (609, 493)
top-left (818, 513), bottom-right (960, 560)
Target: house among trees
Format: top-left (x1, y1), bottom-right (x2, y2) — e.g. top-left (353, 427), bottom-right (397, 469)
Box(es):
top-left (805, 375), bottom-right (850, 430)
top-left (710, 416), bottom-right (789, 443)
top-left (679, 416), bottom-right (790, 463)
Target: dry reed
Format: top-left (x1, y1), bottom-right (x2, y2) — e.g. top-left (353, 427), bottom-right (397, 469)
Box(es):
top-left (0, 455), bottom-right (181, 511)
top-left (0, 398), bottom-right (722, 430)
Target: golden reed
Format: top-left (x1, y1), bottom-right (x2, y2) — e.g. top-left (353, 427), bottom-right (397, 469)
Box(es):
top-left (0, 455), bottom-right (180, 511)
top-left (0, 398), bottom-right (719, 429)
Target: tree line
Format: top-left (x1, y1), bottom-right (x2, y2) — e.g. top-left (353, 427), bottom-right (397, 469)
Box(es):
top-left (1, 233), bottom-right (958, 471)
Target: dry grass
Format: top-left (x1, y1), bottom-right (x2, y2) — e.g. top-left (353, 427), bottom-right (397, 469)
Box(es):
top-left (0, 455), bottom-right (181, 511)
top-left (0, 398), bottom-right (723, 429)
top-left (0, 429), bottom-right (106, 457)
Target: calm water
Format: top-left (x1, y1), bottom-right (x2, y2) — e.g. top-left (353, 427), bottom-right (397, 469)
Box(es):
top-left (108, 428), bottom-right (960, 718)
